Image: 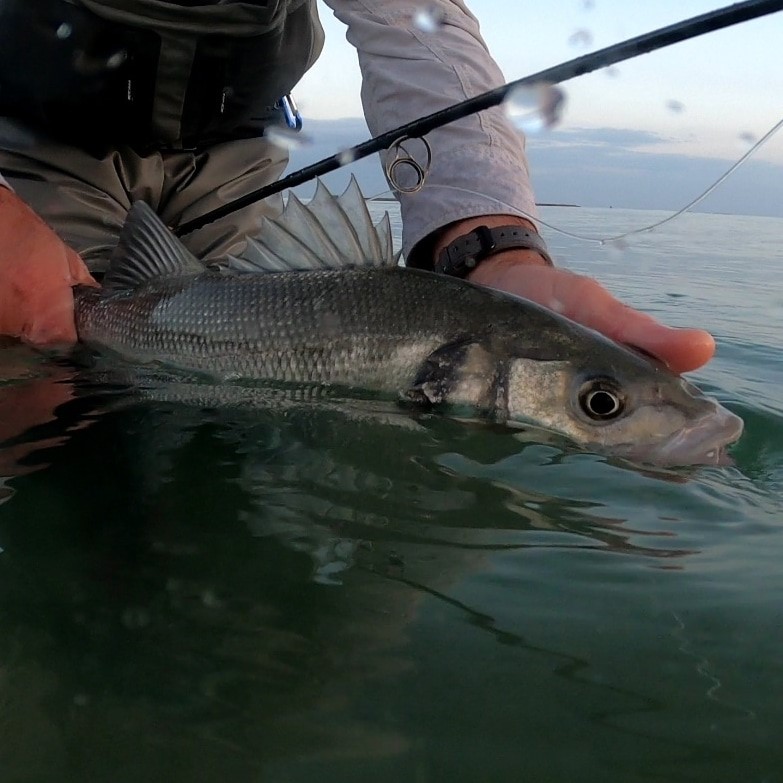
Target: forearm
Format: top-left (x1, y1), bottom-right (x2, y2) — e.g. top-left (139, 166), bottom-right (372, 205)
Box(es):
top-left (323, 0), bottom-right (539, 263)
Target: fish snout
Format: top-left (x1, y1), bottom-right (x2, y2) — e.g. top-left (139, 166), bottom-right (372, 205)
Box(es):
top-left (652, 403), bottom-right (744, 466)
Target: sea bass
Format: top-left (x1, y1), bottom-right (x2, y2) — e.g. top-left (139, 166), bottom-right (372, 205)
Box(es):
top-left (74, 178), bottom-right (743, 466)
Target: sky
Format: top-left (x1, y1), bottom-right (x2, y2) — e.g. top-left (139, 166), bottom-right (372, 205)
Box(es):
top-left (286, 1), bottom-right (783, 216)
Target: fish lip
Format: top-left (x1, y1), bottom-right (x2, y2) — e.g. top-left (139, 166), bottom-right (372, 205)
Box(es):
top-left (640, 406), bottom-right (745, 466)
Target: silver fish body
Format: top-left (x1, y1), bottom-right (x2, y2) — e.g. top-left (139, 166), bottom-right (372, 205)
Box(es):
top-left (74, 179), bottom-right (743, 466)
top-left (76, 264), bottom-right (594, 395)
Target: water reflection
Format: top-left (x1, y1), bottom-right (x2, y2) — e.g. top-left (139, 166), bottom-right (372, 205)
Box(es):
top-left (0, 348), bottom-right (776, 780)
top-left (0, 343), bottom-right (93, 480)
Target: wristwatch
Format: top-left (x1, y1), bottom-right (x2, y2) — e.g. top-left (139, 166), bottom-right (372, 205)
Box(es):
top-left (434, 224), bottom-right (553, 278)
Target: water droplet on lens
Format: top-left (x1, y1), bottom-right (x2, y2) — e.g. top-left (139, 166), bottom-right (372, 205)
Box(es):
top-left (122, 607), bottom-right (150, 630)
top-left (666, 99), bottom-right (685, 113)
top-left (604, 66), bottom-right (620, 78)
top-left (337, 148), bottom-right (356, 165)
top-left (265, 126), bottom-right (311, 151)
top-left (550, 298), bottom-right (566, 314)
top-left (56, 22), bottom-right (73, 39)
top-left (505, 86), bottom-right (542, 133)
top-left (105, 50), bottom-right (127, 69)
top-left (568, 28), bottom-right (593, 47)
top-left (201, 589), bottom-right (222, 609)
top-left (504, 83), bottom-right (566, 133)
top-left (538, 84), bottom-right (566, 128)
top-left (582, 0), bottom-right (596, 9)
top-left (413, 5), bottom-right (446, 33)
top-left (601, 237), bottom-right (629, 259)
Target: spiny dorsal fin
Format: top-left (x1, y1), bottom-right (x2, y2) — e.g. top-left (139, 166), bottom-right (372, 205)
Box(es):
top-left (230, 175), bottom-right (398, 273)
top-left (102, 201), bottom-right (206, 293)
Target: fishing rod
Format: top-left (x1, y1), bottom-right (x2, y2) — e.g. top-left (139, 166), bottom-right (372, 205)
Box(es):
top-left (175, 0), bottom-right (783, 237)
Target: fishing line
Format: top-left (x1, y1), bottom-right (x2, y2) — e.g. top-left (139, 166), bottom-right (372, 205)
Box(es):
top-left (175, 0), bottom-right (783, 236)
top-left (670, 611), bottom-right (758, 720)
top-left (425, 114), bottom-right (783, 248)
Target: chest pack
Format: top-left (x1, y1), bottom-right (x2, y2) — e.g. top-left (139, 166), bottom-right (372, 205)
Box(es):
top-left (0, 0), bottom-right (323, 151)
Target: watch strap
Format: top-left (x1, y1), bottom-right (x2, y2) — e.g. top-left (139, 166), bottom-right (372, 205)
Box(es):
top-left (435, 224), bottom-right (553, 278)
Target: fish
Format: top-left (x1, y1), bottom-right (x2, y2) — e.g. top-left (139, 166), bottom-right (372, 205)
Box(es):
top-left (73, 177), bottom-right (743, 466)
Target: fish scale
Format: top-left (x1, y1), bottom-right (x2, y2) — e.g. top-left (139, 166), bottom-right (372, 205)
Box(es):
top-left (77, 265), bottom-right (509, 387)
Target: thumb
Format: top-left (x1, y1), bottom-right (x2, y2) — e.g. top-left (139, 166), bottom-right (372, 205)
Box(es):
top-left (22, 244), bottom-right (86, 345)
top-left (556, 273), bottom-right (716, 374)
top-left (65, 247), bottom-right (99, 287)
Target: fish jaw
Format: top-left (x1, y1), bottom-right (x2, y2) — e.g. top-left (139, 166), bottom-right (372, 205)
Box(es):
top-left (619, 401), bottom-right (744, 466)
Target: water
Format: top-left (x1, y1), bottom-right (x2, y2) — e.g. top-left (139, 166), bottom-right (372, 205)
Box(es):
top-left (0, 206), bottom-right (781, 782)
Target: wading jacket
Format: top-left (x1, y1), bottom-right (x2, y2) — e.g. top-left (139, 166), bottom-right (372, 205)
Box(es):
top-left (0, 0), bottom-right (537, 259)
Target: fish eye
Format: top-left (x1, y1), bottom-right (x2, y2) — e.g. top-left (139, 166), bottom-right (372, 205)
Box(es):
top-left (577, 378), bottom-right (626, 421)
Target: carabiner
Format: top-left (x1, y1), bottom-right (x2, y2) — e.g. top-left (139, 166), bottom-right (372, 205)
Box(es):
top-left (276, 94), bottom-right (303, 131)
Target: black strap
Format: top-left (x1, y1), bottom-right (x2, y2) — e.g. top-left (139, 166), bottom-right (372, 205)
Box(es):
top-left (434, 225), bottom-right (553, 278)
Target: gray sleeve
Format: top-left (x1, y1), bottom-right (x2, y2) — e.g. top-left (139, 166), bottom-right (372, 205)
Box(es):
top-left (322, 0), bottom-right (539, 261)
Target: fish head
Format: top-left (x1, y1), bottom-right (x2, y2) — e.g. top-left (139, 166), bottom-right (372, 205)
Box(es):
top-left (502, 331), bottom-right (743, 466)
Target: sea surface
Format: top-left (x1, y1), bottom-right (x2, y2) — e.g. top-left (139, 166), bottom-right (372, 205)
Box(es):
top-left (0, 204), bottom-right (781, 782)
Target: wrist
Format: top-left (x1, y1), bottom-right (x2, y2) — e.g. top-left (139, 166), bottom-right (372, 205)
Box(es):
top-left (466, 248), bottom-right (551, 287)
top-left (432, 216), bottom-right (553, 279)
top-left (435, 214), bottom-right (539, 253)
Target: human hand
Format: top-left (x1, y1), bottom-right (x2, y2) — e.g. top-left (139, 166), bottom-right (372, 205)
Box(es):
top-left (467, 249), bottom-right (715, 374)
top-left (0, 187), bottom-right (97, 345)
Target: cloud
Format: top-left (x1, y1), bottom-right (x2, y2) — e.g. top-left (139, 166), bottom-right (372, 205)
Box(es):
top-left (526, 126), bottom-right (783, 217)
top-left (534, 126), bottom-right (668, 149)
top-left (282, 119), bottom-right (782, 218)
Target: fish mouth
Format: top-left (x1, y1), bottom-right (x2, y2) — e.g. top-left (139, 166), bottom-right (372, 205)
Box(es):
top-left (642, 406), bottom-right (745, 466)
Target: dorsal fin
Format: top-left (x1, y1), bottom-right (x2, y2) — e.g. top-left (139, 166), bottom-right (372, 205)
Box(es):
top-left (103, 201), bottom-right (206, 293)
top-left (229, 176), bottom-right (399, 273)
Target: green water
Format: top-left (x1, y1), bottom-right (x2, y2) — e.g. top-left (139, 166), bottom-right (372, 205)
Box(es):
top-left (0, 207), bottom-right (781, 782)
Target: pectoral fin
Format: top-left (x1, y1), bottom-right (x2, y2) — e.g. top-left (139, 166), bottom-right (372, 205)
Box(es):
top-left (402, 338), bottom-right (506, 416)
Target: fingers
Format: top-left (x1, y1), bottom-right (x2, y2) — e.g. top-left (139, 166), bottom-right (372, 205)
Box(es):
top-left (23, 290), bottom-right (79, 345)
top-left (17, 245), bottom-right (82, 345)
top-left (619, 324), bottom-right (716, 374)
top-left (66, 247), bottom-right (99, 287)
top-left (0, 189), bottom-right (95, 344)
top-left (29, 249), bottom-right (97, 343)
top-left (468, 260), bottom-right (716, 375)
top-left (554, 273), bottom-right (716, 373)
